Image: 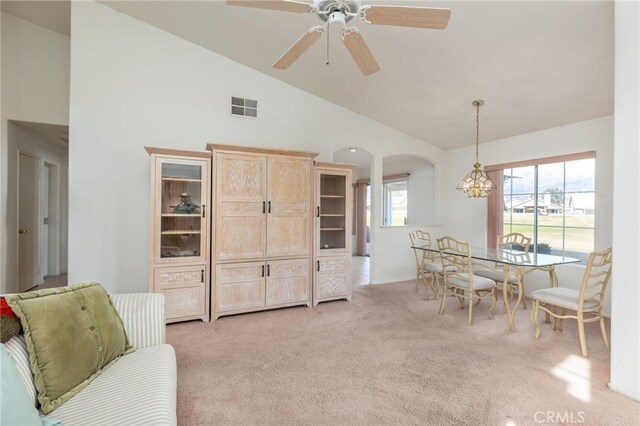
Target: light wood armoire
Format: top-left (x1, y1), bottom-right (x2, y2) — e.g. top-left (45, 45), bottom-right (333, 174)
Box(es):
top-left (208, 144), bottom-right (318, 320)
top-left (146, 147), bottom-right (211, 323)
top-left (313, 162), bottom-right (354, 305)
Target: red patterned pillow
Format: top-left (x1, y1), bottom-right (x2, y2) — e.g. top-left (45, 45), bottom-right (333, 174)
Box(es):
top-left (0, 297), bottom-right (21, 343)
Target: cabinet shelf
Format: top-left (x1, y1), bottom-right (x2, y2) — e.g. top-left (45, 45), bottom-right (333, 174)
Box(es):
top-left (320, 228), bottom-right (345, 231)
top-left (320, 195), bottom-right (345, 199)
top-left (161, 213), bottom-right (201, 217)
top-left (162, 177), bottom-right (202, 183)
top-left (320, 214), bottom-right (345, 217)
top-left (161, 230), bottom-right (201, 235)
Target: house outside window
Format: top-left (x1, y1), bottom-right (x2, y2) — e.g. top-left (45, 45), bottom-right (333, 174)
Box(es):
top-left (487, 152), bottom-right (595, 263)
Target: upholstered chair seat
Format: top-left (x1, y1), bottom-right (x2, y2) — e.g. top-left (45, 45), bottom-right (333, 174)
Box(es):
top-left (474, 268), bottom-right (517, 283)
top-left (445, 274), bottom-right (497, 291)
top-left (531, 288), bottom-right (599, 311)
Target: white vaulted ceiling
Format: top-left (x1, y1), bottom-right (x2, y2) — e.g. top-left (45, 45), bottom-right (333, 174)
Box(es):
top-left (3, 1), bottom-right (614, 149)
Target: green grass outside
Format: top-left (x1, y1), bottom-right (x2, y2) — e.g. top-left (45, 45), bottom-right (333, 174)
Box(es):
top-left (504, 214), bottom-right (594, 252)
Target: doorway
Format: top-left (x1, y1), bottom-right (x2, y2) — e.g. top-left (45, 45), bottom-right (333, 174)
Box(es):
top-left (9, 121), bottom-right (69, 293)
top-left (18, 152), bottom-right (40, 292)
top-left (333, 146), bottom-right (373, 285)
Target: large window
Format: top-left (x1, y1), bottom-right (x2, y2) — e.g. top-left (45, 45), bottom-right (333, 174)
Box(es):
top-left (488, 152), bottom-right (595, 263)
top-left (383, 180), bottom-right (408, 226)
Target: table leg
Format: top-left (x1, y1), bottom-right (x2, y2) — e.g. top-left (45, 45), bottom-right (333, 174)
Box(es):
top-left (503, 265), bottom-right (524, 333)
top-left (502, 273), bottom-right (512, 332)
top-left (544, 266), bottom-right (558, 324)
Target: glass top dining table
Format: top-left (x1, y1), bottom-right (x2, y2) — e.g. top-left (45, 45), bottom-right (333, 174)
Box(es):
top-left (411, 244), bottom-right (581, 268)
top-left (411, 244), bottom-right (581, 332)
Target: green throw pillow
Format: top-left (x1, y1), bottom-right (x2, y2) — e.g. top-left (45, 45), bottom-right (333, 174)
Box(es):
top-left (6, 283), bottom-right (133, 414)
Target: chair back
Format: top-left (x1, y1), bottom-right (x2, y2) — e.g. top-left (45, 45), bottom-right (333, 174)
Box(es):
top-left (409, 230), bottom-right (435, 268)
top-left (498, 233), bottom-right (532, 253)
top-left (437, 236), bottom-right (472, 275)
top-left (579, 247), bottom-right (613, 311)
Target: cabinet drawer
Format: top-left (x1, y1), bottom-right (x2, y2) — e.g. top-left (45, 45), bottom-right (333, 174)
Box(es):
top-left (153, 266), bottom-right (206, 319)
top-left (266, 258), bottom-right (310, 306)
top-left (315, 255), bottom-right (351, 299)
top-left (216, 262), bottom-right (265, 313)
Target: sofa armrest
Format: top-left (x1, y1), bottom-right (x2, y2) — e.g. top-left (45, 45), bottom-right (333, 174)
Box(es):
top-left (110, 293), bottom-right (166, 349)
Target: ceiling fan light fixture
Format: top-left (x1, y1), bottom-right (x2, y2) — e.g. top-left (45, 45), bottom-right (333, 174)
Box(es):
top-left (227, 0), bottom-right (451, 75)
top-left (456, 100), bottom-right (496, 198)
top-left (328, 10), bottom-right (346, 27)
top-left (349, 147), bottom-right (357, 152)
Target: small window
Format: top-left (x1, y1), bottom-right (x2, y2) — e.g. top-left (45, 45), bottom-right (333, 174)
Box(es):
top-left (383, 180), bottom-right (408, 226)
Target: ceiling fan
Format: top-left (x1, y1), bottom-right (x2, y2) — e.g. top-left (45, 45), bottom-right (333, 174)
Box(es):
top-left (227, 0), bottom-right (451, 76)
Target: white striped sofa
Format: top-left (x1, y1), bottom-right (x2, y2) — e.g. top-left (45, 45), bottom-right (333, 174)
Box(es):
top-left (4, 293), bottom-right (177, 426)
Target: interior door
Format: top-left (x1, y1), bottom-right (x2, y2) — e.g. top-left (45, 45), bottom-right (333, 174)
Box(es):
top-left (18, 152), bottom-right (40, 292)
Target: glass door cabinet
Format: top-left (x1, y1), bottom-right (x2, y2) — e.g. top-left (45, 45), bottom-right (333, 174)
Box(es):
top-left (147, 147), bottom-right (211, 323)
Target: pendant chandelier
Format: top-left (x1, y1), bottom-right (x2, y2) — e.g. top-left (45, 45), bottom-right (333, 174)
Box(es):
top-left (456, 100), bottom-right (496, 198)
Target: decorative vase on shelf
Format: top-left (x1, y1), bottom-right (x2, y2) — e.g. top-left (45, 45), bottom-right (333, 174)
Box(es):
top-left (172, 193), bottom-right (199, 214)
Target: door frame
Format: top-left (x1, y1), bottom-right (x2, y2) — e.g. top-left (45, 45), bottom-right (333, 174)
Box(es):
top-left (17, 150), bottom-right (42, 290)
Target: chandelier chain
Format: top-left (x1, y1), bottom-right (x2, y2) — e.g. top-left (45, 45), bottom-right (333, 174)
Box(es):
top-left (475, 102), bottom-right (480, 163)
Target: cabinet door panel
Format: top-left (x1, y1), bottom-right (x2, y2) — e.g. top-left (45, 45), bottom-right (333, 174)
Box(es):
top-left (315, 255), bottom-right (351, 299)
top-left (216, 262), bottom-right (265, 312)
top-left (219, 216), bottom-right (265, 259)
top-left (267, 157), bottom-right (311, 257)
top-left (154, 157), bottom-right (209, 264)
top-left (267, 217), bottom-right (310, 258)
top-left (266, 258), bottom-right (310, 306)
top-left (216, 153), bottom-right (266, 260)
top-left (154, 266), bottom-right (206, 319)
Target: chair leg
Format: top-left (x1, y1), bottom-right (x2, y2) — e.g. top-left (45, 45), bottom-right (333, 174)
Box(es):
top-left (415, 271), bottom-right (420, 293)
top-left (578, 314), bottom-right (588, 357)
top-left (455, 289), bottom-right (465, 309)
top-left (544, 303), bottom-right (551, 324)
top-left (468, 290), bottom-right (474, 326)
top-left (429, 273), bottom-right (438, 301)
top-left (474, 292), bottom-right (481, 306)
top-left (600, 317), bottom-right (609, 349)
top-left (488, 288), bottom-right (496, 320)
top-left (438, 285), bottom-right (447, 315)
top-left (531, 300), bottom-right (541, 339)
top-left (557, 308), bottom-right (566, 332)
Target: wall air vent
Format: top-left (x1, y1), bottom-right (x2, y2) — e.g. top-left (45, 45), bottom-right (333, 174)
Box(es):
top-left (230, 96), bottom-right (258, 119)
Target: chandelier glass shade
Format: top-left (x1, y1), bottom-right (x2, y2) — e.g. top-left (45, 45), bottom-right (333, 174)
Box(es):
top-left (456, 100), bottom-right (496, 198)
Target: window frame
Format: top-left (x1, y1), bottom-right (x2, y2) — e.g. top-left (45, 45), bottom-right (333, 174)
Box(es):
top-left (382, 174), bottom-right (409, 227)
top-left (486, 151), bottom-right (595, 260)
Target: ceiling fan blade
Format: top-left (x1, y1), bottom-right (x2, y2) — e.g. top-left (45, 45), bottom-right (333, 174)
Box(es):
top-left (359, 5), bottom-right (451, 29)
top-left (341, 28), bottom-right (380, 76)
top-left (226, 0), bottom-right (314, 14)
top-left (273, 27), bottom-right (324, 69)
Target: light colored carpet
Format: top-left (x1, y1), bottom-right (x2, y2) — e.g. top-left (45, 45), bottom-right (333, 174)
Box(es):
top-left (167, 281), bottom-right (639, 425)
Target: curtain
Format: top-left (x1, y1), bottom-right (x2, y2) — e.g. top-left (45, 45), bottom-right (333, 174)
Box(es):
top-left (486, 170), bottom-right (504, 248)
top-left (356, 182), bottom-right (367, 256)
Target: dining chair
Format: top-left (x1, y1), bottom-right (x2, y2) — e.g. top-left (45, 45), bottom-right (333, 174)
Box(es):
top-left (409, 230), bottom-right (450, 300)
top-left (474, 232), bottom-right (532, 309)
top-left (530, 247), bottom-right (612, 357)
top-left (437, 236), bottom-right (497, 325)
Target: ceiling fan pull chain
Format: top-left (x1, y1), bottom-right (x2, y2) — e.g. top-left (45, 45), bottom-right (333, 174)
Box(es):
top-left (326, 21), bottom-right (330, 65)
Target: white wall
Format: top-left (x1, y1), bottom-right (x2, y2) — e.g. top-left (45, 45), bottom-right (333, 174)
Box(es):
top-left (0, 12), bottom-right (70, 293)
top-left (68, 2), bottom-right (444, 293)
top-left (610, 0), bottom-right (640, 401)
top-left (442, 116), bottom-right (614, 315)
